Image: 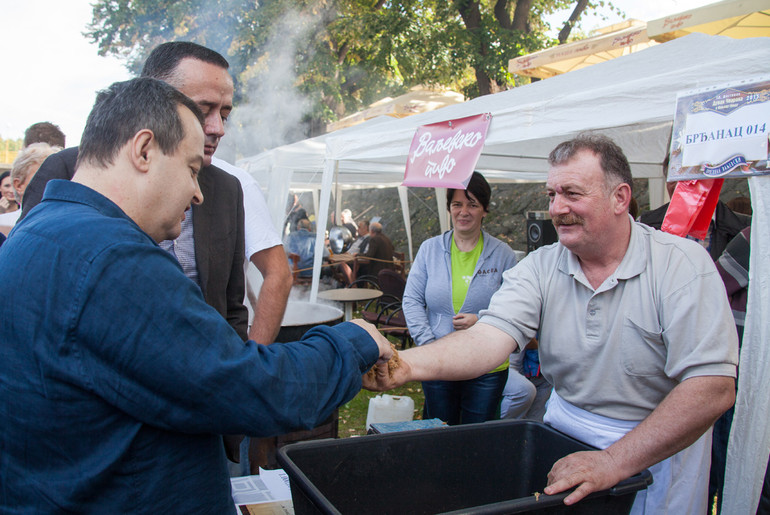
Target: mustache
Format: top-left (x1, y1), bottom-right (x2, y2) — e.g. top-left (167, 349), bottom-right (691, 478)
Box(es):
top-left (552, 214), bottom-right (584, 226)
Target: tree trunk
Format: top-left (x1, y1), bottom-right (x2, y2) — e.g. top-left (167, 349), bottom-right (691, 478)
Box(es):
top-left (558, 0), bottom-right (590, 44)
top-left (511, 0), bottom-right (532, 32)
top-left (457, 0), bottom-right (495, 96)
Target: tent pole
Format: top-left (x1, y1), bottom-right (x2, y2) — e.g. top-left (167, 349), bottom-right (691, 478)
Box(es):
top-left (648, 177), bottom-right (666, 211)
top-left (311, 160), bottom-right (337, 303)
top-left (311, 189), bottom-right (319, 224)
top-left (397, 186), bottom-right (414, 263)
top-left (334, 169), bottom-right (342, 226)
top-left (435, 188), bottom-right (449, 234)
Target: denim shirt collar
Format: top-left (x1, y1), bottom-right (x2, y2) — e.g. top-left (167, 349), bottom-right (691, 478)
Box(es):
top-left (42, 179), bottom-right (151, 241)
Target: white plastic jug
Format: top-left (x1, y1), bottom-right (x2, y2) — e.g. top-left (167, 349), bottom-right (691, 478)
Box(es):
top-left (365, 394), bottom-right (415, 430)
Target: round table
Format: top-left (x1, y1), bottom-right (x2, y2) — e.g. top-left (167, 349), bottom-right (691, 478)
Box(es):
top-left (317, 288), bottom-right (383, 320)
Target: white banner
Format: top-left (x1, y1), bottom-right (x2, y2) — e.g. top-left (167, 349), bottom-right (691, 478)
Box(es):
top-left (669, 76), bottom-right (770, 181)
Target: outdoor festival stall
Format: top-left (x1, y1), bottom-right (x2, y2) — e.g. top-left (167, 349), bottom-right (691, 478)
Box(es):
top-left (241, 33), bottom-right (769, 511)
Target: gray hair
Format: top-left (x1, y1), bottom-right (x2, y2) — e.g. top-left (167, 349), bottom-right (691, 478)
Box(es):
top-left (548, 133), bottom-right (633, 195)
top-left (11, 143), bottom-right (61, 203)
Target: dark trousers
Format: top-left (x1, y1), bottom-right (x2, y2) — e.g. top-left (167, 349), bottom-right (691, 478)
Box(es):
top-left (422, 370), bottom-right (508, 425)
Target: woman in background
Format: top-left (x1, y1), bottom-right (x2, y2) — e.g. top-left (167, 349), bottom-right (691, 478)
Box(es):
top-left (403, 172), bottom-right (522, 425)
top-left (0, 171), bottom-right (18, 214)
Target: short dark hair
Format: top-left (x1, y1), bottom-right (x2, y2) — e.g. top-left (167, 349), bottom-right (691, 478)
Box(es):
top-left (548, 134), bottom-right (633, 195)
top-left (446, 171), bottom-right (491, 212)
top-left (24, 122), bottom-right (65, 148)
top-left (78, 78), bottom-right (204, 169)
top-left (141, 41), bottom-right (229, 81)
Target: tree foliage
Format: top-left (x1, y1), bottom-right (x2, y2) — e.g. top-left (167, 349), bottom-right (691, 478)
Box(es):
top-left (87, 0), bottom-right (619, 147)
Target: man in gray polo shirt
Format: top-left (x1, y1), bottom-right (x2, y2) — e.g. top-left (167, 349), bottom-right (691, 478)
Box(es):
top-left (365, 134), bottom-right (738, 513)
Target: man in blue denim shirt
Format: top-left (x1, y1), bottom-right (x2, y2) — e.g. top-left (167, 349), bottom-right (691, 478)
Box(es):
top-left (0, 78), bottom-right (390, 513)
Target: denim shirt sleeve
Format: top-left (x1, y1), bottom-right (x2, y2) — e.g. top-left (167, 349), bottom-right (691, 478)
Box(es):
top-left (71, 241), bottom-right (378, 436)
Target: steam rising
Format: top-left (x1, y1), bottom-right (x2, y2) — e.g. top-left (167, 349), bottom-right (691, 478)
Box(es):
top-left (221, 8), bottom-right (318, 161)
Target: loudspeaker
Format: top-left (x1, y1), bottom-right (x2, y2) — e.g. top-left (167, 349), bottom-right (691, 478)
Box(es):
top-left (526, 211), bottom-right (558, 253)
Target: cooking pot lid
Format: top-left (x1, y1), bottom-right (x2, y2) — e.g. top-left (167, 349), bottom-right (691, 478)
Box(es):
top-left (329, 225), bottom-right (353, 254)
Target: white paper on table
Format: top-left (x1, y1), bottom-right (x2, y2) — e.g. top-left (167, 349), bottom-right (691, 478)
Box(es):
top-left (230, 468), bottom-right (291, 507)
top-left (258, 468), bottom-right (292, 501)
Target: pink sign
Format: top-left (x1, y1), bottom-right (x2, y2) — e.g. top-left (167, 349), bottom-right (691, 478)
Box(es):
top-left (403, 113), bottom-right (492, 188)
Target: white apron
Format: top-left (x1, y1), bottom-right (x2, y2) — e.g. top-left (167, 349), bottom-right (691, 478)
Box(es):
top-left (544, 390), bottom-right (711, 514)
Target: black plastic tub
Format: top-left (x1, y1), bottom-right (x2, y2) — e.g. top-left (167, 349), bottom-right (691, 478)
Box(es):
top-left (277, 419), bottom-right (652, 515)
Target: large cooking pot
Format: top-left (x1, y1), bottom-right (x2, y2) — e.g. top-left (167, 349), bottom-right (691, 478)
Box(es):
top-left (275, 300), bottom-right (344, 343)
top-left (252, 300), bottom-right (345, 472)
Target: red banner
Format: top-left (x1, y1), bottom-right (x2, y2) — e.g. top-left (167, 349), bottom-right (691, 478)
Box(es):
top-left (403, 113), bottom-right (491, 188)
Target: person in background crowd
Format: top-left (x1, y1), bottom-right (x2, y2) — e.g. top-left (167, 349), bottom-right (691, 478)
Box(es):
top-left (500, 346), bottom-right (537, 420)
top-left (209, 156), bottom-right (291, 344)
top-left (284, 218), bottom-right (329, 278)
top-left (284, 193), bottom-right (308, 235)
top-left (0, 172), bottom-right (18, 214)
top-left (710, 226), bottom-right (754, 513)
top-left (0, 77), bottom-right (393, 513)
top-left (367, 134), bottom-right (737, 513)
top-left (23, 121), bottom-right (66, 148)
top-left (502, 347), bottom-right (553, 421)
top-left (638, 156), bottom-right (749, 261)
top-left (340, 208), bottom-right (358, 238)
top-left (0, 143), bottom-right (60, 230)
top-left (337, 219), bottom-right (371, 284)
top-left (349, 219), bottom-right (370, 255)
top-left (726, 195), bottom-right (752, 217)
top-left (629, 196), bottom-right (639, 220)
top-left (403, 172), bottom-right (519, 425)
top-left (363, 221), bottom-right (395, 278)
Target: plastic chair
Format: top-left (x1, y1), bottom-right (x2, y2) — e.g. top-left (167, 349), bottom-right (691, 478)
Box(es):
top-left (377, 269), bottom-right (405, 302)
top-left (288, 253), bottom-right (312, 286)
top-left (392, 251), bottom-right (407, 277)
top-left (377, 303), bottom-right (412, 349)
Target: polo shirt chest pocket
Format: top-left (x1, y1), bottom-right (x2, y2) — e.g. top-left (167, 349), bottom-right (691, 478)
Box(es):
top-left (621, 315), bottom-right (666, 377)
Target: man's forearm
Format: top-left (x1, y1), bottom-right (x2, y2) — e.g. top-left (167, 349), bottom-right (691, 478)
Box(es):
top-left (248, 276), bottom-right (291, 343)
top-left (248, 246), bottom-right (292, 344)
top-left (407, 323), bottom-right (517, 381)
top-left (545, 374), bottom-right (736, 504)
top-left (604, 375), bottom-right (735, 477)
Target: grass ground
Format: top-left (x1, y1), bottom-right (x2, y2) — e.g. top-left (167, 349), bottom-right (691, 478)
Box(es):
top-left (337, 307), bottom-right (424, 437)
top-left (338, 381), bottom-right (425, 437)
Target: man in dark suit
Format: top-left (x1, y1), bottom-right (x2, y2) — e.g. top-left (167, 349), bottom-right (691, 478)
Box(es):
top-left (21, 43), bottom-right (249, 340)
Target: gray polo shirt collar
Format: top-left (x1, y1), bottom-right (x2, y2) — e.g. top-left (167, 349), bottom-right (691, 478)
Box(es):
top-left (558, 216), bottom-right (647, 293)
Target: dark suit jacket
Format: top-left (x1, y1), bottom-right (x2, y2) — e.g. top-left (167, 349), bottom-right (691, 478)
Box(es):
top-left (22, 147), bottom-right (248, 340)
top-left (639, 199), bottom-right (750, 261)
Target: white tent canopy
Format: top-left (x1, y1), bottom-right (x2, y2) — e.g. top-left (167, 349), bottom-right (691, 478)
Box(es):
top-left (310, 34), bottom-right (768, 261)
top-left (647, 0), bottom-right (770, 41)
top-left (323, 34), bottom-right (767, 183)
top-left (241, 34), bottom-right (769, 298)
top-left (508, 19), bottom-right (656, 79)
top-left (241, 32), bottom-right (770, 511)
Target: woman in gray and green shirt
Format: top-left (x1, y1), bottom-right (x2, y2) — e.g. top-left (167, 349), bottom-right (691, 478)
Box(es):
top-left (403, 172), bottom-right (519, 424)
